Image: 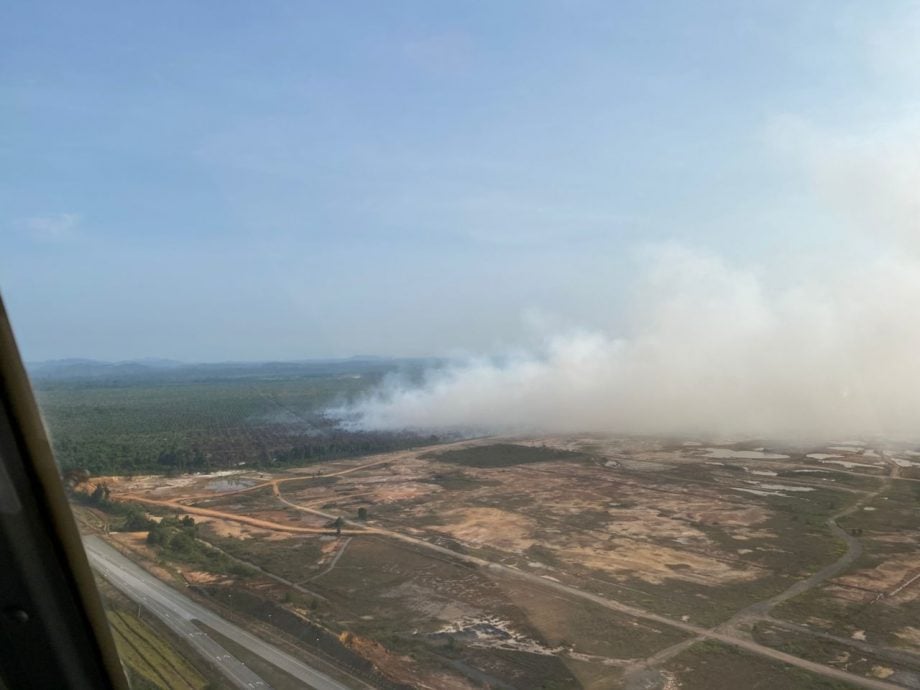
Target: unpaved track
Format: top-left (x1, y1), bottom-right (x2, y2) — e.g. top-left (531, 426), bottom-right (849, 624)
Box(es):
top-left (112, 445), bottom-right (903, 690)
top-left (624, 451), bottom-right (900, 688)
top-left (725, 457), bottom-right (895, 626)
top-left (308, 537), bottom-right (352, 582)
top-left (273, 483), bottom-right (902, 690)
top-left (767, 618), bottom-right (920, 670)
top-left (171, 437), bottom-right (490, 505)
top-left (123, 494), bottom-right (371, 535)
top-left (172, 456), bottom-right (401, 504)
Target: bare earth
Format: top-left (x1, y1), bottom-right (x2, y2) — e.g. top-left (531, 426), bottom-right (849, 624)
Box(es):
top-left (94, 435), bottom-right (920, 690)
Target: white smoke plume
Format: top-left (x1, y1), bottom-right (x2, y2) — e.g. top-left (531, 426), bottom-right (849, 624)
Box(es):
top-left (349, 102), bottom-right (920, 442)
top-left (351, 5), bottom-right (920, 448)
top-left (352, 241), bottom-right (920, 440)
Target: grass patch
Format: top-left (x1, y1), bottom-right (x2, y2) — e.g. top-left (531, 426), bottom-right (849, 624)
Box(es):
top-left (277, 476), bottom-right (340, 492)
top-left (107, 610), bottom-right (209, 690)
top-left (427, 471), bottom-right (494, 491)
top-left (503, 580), bottom-right (689, 658)
top-left (772, 549), bottom-right (920, 647)
top-left (753, 621), bottom-right (920, 679)
top-left (203, 527), bottom-right (325, 581)
top-left (664, 640), bottom-right (860, 689)
top-left (424, 443), bottom-right (588, 468)
top-left (195, 485), bottom-right (275, 508)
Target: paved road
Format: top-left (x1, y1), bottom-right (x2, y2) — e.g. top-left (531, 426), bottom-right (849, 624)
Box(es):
top-left (84, 536), bottom-right (351, 690)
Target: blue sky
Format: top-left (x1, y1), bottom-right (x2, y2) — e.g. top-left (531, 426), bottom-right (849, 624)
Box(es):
top-left (2, 1), bottom-right (917, 361)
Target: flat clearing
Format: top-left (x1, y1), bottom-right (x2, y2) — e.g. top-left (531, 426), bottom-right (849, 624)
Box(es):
top-left (101, 434), bottom-right (920, 689)
top-left (662, 640), bottom-right (861, 690)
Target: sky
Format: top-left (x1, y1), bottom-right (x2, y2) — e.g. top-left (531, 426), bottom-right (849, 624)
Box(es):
top-left (2, 1), bottom-right (920, 364)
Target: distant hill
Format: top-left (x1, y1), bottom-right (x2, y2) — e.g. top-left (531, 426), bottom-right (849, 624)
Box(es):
top-left (27, 358), bottom-right (184, 380)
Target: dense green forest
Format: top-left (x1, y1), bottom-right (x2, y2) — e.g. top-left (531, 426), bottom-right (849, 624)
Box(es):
top-left (30, 359), bottom-right (439, 476)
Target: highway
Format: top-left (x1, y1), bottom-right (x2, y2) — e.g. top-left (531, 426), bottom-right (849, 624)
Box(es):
top-left (84, 536), bottom-right (352, 690)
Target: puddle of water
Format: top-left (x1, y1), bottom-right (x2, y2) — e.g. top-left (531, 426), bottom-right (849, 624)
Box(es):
top-left (704, 448), bottom-right (789, 460)
top-left (819, 459), bottom-right (879, 470)
top-left (746, 481), bottom-right (814, 492)
top-left (892, 457), bottom-right (920, 468)
top-left (205, 478), bottom-right (257, 492)
top-left (735, 488), bottom-right (786, 497)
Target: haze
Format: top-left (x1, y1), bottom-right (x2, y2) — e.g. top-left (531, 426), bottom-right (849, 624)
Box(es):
top-left (5, 2), bottom-right (920, 438)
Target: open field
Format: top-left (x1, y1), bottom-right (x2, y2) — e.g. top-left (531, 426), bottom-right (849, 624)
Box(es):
top-left (85, 433), bottom-right (920, 689)
top-left (661, 640), bottom-right (861, 690)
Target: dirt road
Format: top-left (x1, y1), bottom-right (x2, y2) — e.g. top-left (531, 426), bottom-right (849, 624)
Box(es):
top-left (111, 447), bottom-right (904, 690)
top-left (122, 494), bottom-right (371, 536)
top-left (272, 482), bottom-right (902, 690)
top-left (624, 451), bottom-right (900, 688)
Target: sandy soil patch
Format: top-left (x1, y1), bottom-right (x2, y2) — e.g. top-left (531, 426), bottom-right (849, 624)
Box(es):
top-left (560, 539), bottom-right (760, 585)
top-left (184, 570), bottom-right (223, 585)
top-left (435, 507), bottom-right (536, 552)
top-left (870, 666), bottom-right (895, 679)
top-left (835, 555), bottom-right (920, 601)
top-left (894, 626), bottom-right (920, 651)
top-left (197, 516), bottom-right (298, 541)
top-left (109, 530), bottom-right (150, 549)
top-left (666, 502), bottom-right (771, 530)
top-left (97, 471), bottom-right (257, 499)
top-left (373, 482), bottom-right (441, 503)
top-left (605, 507), bottom-right (707, 543)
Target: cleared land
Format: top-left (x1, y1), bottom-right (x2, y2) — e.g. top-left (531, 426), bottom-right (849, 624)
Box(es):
top-left (81, 434), bottom-right (920, 689)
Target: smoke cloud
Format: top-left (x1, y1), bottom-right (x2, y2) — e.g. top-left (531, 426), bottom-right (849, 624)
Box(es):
top-left (351, 56), bottom-right (920, 441)
top-left (352, 241), bottom-right (920, 440)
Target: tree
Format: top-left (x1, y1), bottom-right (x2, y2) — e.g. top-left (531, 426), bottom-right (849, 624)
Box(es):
top-left (357, 507), bottom-right (368, 521)
top-left (333, 516), bottom-right (344, 536)
top-left (89, 483), bottom-right (110, 505)
top-left (121, 508), bottom-right (153, 532)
